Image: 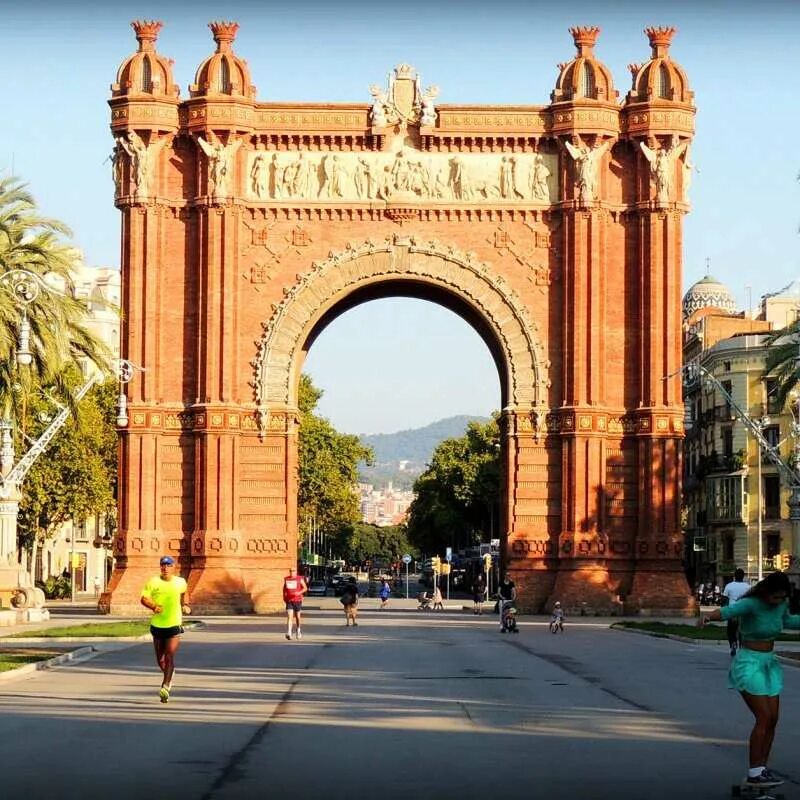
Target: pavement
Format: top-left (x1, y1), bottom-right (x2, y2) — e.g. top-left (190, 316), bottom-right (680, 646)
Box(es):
top-left (2, 609), bottom-right (800, 799)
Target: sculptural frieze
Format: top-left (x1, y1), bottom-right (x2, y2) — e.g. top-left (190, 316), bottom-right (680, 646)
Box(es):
top-left (245, 148), bottom-right (558, 205)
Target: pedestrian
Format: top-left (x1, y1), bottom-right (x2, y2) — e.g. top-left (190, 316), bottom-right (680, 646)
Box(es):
top-left (93, 575), bottom-right (101, 599)
top-left (432, 583), bottom-right (443, 611)
top-left (550, 601), bottom-right (565, 632)
top-left (722, 568), bottom-right (750, 657)
top-left (699, 570), bottom-right (800, 790)
top-left (472, 572), bottom-right (486, 615)
top-left (378, 578), bottom-right (391, 609)
top-left (140, 556), bottom-right (191, 704)
top-left (283, 565), bottom-right (308, 640)
top-left (498, 573), bottom-right (517, 632)
top-left (341, 578), bottom-right (359, 626)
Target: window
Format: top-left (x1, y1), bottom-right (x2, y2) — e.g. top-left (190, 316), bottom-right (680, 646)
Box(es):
top-left (766, 378), bottom-right (781, 415)
top-left (219, 57), bottom-right (230, 93)
top-left (723, 361), bottom-right (731, 372)
top-left (722, 427), bottom-right (733, 459)
top-left (580, 63), bottom-right (595, 98)
top-left (141, 56), bottom-right (152, 92)
top-left (765, 533), bottom-right (781, 559)
top-left (657, 63), bottom-right (670, 99)
top-left (763, 425), bottom-right (780, 449)
top-left (764, 476), bottom-right (781, 519)
top-left (723, 535), bottom-right (734, 562)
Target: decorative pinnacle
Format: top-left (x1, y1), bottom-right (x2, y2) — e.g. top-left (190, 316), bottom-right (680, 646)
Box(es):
top-left (131, 20), bottom-right (163, 52)
top-left (645, 26), bottom-right (677, 58)
top-left (209, 21), bottom-right (239, 52)
top-left (569, 26), bottom-right (601, 56)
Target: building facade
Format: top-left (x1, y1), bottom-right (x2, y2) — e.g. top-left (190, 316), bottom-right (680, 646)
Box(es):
top-left (683, 277), bottom-right (799, 588)
top-left (104, 21), bottom-right (696, 615)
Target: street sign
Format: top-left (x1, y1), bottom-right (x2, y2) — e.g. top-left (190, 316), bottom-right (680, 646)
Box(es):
top-left (445, 547), bottom-right (452, 562)
top-left (402, 554), bottom-right (412, 564)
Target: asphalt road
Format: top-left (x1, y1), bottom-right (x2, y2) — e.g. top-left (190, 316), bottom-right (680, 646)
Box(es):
top-left (2, 611), bottom-right (799, 800)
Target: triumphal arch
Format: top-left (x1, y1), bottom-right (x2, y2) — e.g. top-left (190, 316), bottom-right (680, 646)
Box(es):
top-left (103, 21), bottom-right (696, 614)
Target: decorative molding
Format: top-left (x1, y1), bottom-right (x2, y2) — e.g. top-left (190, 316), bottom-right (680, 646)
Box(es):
top-left (253, 235), bottom-right (551, 433)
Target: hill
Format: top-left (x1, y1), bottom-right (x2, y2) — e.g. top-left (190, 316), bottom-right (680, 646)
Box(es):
top-left (358, 415), bottom-right (490, 488)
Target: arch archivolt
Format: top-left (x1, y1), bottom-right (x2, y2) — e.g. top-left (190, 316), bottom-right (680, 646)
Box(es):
top-left (252, 234), bottom-right (550, 431)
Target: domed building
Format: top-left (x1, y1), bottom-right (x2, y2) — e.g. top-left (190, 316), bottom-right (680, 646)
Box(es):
top-left (682, 274), bottom-right (738, 320)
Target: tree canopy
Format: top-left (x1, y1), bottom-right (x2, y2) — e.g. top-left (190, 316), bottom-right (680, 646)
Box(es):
top-left (763, 320), bottom-right (800, 411)
top-left (297, 374), bottom-right (373, 542)
top-left (405, 417), bottom-right (501, 555)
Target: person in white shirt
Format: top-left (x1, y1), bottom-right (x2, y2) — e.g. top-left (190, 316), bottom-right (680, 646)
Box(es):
top-left (723, 568), bottom-right (751, 656)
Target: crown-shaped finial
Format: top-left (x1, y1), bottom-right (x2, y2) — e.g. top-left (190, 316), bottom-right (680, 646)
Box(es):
top-left (394, 63), bottom-right (417, 80)
top-left (569, 26), bottom-right (601, 56)
top-left (131, 20), bottom-right (163, 52)
top-left (645, 26), bottom-right (677, 58)
top-left (209, 21), bottom-right (239, 52)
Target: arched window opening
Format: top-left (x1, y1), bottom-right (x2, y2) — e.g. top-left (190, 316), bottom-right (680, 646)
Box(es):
top-left (581, 63), bottom-right (595, 98)
top-left (141, 56), bottom-right (152, 92)
top-left (658, 64), bottom-right (671, 99)
top-left (219, 57), bottom-right (230, 93)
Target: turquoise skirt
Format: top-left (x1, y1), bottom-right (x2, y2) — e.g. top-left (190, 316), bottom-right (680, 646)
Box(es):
top-left (728, 647), bottom-right (783, 696)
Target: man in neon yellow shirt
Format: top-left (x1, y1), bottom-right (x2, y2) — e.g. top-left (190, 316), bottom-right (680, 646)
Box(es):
top-left (141, 556), bottom-right (191, 703)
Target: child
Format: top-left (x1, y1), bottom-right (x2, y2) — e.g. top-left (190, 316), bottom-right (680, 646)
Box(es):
top-left (550, 601), bottom-right (565, 632)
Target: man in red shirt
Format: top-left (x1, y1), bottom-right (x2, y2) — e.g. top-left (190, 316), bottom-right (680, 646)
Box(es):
top-left (283, 566), bottom-right (308, 640)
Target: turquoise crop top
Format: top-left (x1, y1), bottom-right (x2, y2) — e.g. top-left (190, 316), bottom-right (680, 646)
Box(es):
top-left (720, 597), bottom-right (800, 640)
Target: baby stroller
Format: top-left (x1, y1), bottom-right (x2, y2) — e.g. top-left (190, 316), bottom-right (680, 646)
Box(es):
top-left (417, 591), bottom-right (432, 611)
top-left (500, 599), bottom-right (519, 633)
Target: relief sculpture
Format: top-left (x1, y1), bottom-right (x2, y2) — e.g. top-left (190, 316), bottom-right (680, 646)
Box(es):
top-left (246, 148), bottom-right (558, 205)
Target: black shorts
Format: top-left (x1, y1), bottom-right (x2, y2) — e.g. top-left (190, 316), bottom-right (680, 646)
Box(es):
top-left (150, 625), bottom-right (183, 640)
top-left (285, 601), bottom-right (303, 612)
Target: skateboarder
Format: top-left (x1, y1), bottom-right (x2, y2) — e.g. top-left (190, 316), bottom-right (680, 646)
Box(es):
top-left (700, 571), bottom-right (800, 790)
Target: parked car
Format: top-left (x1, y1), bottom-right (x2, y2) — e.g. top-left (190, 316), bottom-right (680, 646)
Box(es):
top-left (334, 576), bottom-right (358, 596)
top-left (307, 580), bottom-right (328, 597)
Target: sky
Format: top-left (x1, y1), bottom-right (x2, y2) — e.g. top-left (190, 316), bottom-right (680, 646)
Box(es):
top-left (1, 0), bottom-right (798, 434)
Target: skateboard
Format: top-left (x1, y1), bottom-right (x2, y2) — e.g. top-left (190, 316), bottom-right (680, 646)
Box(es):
top-left (731, 782), bottom-right (785, 800)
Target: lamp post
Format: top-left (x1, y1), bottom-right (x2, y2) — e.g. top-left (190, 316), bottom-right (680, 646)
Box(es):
top-left (752, 417), bottom-right (770, 582)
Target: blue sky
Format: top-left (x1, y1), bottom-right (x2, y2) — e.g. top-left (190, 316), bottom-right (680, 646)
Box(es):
top-left (1, 0), bottom-right (797, 434)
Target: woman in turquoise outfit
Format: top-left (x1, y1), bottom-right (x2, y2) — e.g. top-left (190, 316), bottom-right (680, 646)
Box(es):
top-left (699, 571), bottom-right (800, 789)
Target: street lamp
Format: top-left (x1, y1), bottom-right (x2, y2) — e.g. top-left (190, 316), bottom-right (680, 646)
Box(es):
top-left (114, 358), bottom-right (145, 428)
top-left (752, 416), bottom-right (771, 582)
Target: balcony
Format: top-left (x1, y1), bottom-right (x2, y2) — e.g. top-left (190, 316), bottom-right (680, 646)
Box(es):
top-left (697, 451), bottom-right (745, 477)
top-left (705, 473), bottom-right (747, 525)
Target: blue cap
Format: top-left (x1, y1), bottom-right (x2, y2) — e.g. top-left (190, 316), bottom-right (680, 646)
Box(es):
top-left (159, 556), bottom-right (175, 566)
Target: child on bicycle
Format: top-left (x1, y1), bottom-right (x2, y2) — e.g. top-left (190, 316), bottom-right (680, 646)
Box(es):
top-left (550, 601), bottom-right (565, 633)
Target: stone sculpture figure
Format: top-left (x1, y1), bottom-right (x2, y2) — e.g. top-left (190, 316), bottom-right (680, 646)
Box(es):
top-left (117, 130), bottom-right (158, 199)
top-left (419, 85), bottom-right (440, 127)
top-left (391, 150), bottom-right (412, 193)
top-left (640, 135), bottom-right (688, 205)
top-left (530, 153), bottom-right (551, 202)
top-left (320, 155), bottom-right (347, 198)
top-left (197, 135), bottom-right (242, 200)
top-left (369, 84), bottom-right (390, 127)
top-left (681, 145), bottom-right (697, 203)
top-left (564, 137), bottom-right (613, 205)
top-left (251, 153), bottom-right (269, 199)
top-left (293, 153), bottom-right (314, 198)
top-left (110, 142), bottom-right (124, 197)
top-left (449, 156), bottom-right (474, 201)
top-left (377, 165), bottom-right (393, 200)
top-left (354, 157), bottom-right (376, 200)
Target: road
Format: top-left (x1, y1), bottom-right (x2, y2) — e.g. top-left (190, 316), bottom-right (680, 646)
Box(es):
top-left (2, 610), bottom-right (799, 799)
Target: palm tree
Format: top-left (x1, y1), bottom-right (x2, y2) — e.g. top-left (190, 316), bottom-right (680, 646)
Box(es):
top-left (763, 319), bottom-right (800, 410)
top-left (0, 176), bottom-right (111, 427)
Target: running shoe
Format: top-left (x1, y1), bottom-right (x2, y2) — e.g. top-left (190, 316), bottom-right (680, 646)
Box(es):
top-left (159, 685), bottom-right (170, 704)
top-left (747, 771), bottom-right (783, 788)
top-left (285, 633), bottom-right (292, 641)
top-left (296, 629), bottom-right (302, 640)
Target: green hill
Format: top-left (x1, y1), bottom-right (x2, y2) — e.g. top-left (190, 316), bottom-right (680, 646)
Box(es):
top-left (358, 415), bottom-right (490, 488)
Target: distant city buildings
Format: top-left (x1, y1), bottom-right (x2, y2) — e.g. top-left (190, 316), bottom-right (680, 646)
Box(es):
top-left (358, 482), bottom-right (414, 526)
top-left (682, 274), bottom-right (800, 588)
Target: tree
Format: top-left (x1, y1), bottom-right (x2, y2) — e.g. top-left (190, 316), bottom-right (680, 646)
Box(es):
top-left (406, 417), bottom-right (501, 555)
top-left (17, 373), bottom-right (118, 578)
top-left (335, 522), bottom-right (416, 566)
top-left (297, 374), bottom-right (373, 544)
top-left (763, 320), bottom-right (800, 411)
top-left (0, 176), bottom-right (111, 425)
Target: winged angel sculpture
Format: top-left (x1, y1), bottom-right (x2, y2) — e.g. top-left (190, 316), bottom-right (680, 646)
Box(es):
top-left (639, 135), bottom-right (688, 205)
top-left (116, 131), bottom-right (167, 200)
top-left (563, 138), bottom-right (613, 205)
top-left (197, 136), bottom-right (242, 200)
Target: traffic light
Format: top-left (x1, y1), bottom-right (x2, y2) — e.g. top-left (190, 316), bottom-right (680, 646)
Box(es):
top-left (780, 553), bottom-right (791, 571)
top-left (441, 563), bottom-right (451, 576)
top-left (431, 556), bottom-right (441, 574)
top-left (483, 553), bottom-right (492, 569)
